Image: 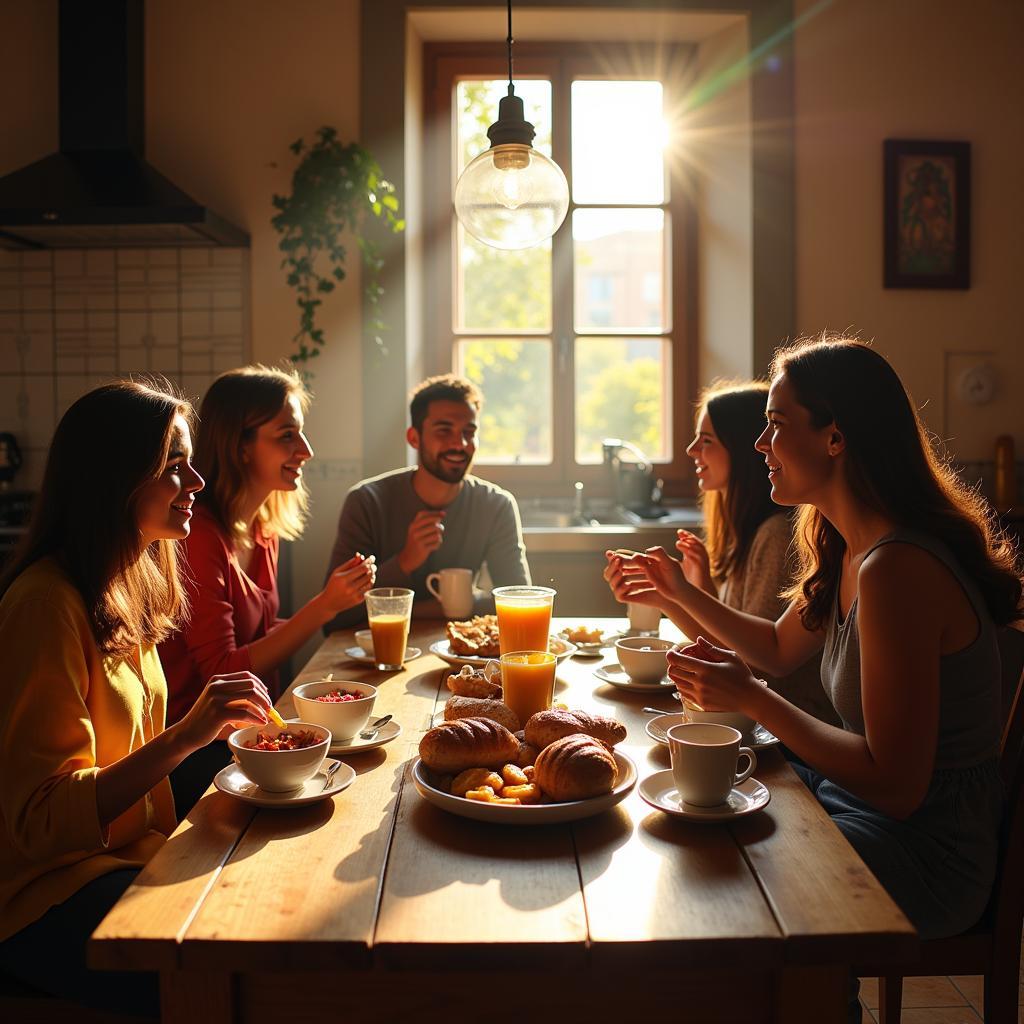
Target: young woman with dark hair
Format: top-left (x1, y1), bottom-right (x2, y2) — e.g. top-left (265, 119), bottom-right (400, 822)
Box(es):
top-left (605, 381), bottom-right (837, 724)
top-left (159, 365), bottom-right (375, 815)
top-left (620, 337), bottom-right (1022, 947)
top-left (0, 381), bottom-right (272, 1017)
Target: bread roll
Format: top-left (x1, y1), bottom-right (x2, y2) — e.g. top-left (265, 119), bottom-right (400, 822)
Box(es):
top-left (419, 717), bottom-right (520, 774)
top-left (514, 740), bottom-right (540, 769)
top-left (524, 708), bottom-right (626, 749)
top-left (533, 734), bottom-right (618, 801)
top-left (444, 695), bottom-right (520, 732)
top-left (446, 666), bottom-right (502, 699)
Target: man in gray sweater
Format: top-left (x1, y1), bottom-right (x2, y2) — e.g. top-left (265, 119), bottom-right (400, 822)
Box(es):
top-left (323, 375), bottom-right (531, 632)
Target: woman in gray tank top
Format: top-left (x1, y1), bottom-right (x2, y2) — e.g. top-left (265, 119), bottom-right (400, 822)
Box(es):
top-left (620, 336), bottom-right (1022, 946)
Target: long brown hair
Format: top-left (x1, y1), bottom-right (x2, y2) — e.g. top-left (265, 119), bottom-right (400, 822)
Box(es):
top-left (0, 379), bottom-right (192, 656)
top-left (194, 365), bottom-right (310, 547)
top-left (698, 381), bottom-right (785, 581)
top-left (774, 336), bottom-right (1022, 630)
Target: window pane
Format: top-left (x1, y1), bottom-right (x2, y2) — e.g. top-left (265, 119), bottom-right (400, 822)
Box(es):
top-left (574, 337), bottom-right (670, 464)
top-left (456, 79), bottom-right (552, 178)
top-left (456, 226), bottom-right (551, 332)
top-left (456, 339), bottom-right (552, 464)
top-left (571, 81), bottom-right (666, 204)
top-left (574, 209), bottom-right (667, 332)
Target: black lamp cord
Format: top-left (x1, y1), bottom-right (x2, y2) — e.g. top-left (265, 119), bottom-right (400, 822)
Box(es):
top-left (506, 0), bottom-right (514, 96)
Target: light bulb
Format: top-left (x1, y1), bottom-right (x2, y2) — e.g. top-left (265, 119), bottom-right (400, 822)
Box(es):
top-left (455, 144), bottom-right (569, 251)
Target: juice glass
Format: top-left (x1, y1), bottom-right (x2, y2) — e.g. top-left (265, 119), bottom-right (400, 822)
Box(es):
top-left (493, 585), bottom-right (556, 656)
top-left (365, 587), bottom-right (414, 671)
top-left (497, 651), bottom-right (557, 725)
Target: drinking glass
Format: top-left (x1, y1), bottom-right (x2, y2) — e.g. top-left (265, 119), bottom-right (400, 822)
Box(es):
top-left (492, 585), bottom-right (556, 655)
top-left (365, 587), bottom-right (414, 671)
top-left (496, 651), bottom-right (557, 725)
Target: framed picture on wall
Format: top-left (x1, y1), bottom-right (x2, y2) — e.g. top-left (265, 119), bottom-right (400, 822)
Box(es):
top-left (884, 139), bottom-right (970, 289)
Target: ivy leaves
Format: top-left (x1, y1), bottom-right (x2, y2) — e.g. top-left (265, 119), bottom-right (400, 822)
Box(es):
top-left (271, 126), bottom-right (404, 363)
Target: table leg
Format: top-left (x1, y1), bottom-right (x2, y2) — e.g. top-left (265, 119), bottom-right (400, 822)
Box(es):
top-left (775, 966), bottom-right (851, 1024)
top-left (160, 971), bottom-right (234, 1024)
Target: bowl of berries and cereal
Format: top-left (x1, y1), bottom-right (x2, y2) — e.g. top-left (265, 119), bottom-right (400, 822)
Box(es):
top-left (227, 722), bottom-right (331, 792)
top-left (292, 680), bottom-right (377, 740)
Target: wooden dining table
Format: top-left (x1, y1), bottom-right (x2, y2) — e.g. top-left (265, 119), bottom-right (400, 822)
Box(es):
top-left (90, 618), bottom-right (917, 1023)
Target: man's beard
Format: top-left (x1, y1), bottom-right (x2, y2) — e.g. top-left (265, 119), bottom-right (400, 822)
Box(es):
top-left (420, 448), bottom-right (472, 484)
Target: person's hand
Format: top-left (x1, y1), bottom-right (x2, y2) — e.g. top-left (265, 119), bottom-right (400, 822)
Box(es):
top-left (675, 529), bottom-right (714, 592)
top-left (322, 552), bottom-right (376, 613)
top-left (398, 510), bottom-right (446, 574)
top-left (175, 671), bottom-right (273, 752)
top-left (666, 636), bottom-right (760, 714)
top-left (602, 549), bottom-right (670, 610)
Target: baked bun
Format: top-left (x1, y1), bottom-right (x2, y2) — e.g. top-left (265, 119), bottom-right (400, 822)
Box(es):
top-left (525, 708), bottom-right (626, 749)
top-left (533, 734), bottom-right (618, 801)
top-left (419, 717), bottom-right (519, 774)
top-left (514, 740), bottom-right (540, 769)
top-left (446, 665), bottom-right (502, 699)
top-left (443, 695), bottom-right (520, 732)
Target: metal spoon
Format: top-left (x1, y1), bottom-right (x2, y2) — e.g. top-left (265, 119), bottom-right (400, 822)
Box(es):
top-left (320, 759), bottom-right (341, 791)
top-left (359, 714), bottom-right (393, 740)
top-left (642, 706), bottom-right (674, 715)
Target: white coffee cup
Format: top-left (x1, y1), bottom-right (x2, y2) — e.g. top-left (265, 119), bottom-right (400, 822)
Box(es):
top-left (425, 567), bottom-right (474, 619)
top-left (667, 722), bottom-right (756, 807)
top-left (627, 601), bottom-right (661, 633)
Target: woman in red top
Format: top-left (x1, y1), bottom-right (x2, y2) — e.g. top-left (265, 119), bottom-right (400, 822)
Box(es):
top-left (160, 366), bottom-right (375, 814)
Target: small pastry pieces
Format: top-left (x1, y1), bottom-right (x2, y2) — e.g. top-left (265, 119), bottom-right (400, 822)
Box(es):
top-left (445, 663), bottom-right (502, 699)
top-left (419, 717), bottom-right (520, 774)
top-left (443, 695), bottom-right (520, 733)
top-left (562, 624), bottom-right (603, 644)
top-left (533, 734), bottom-right (618, 801)
top-left (446, 614), bottom-right (501, 658)
top-left (524, 708), bottom-right (627, 750)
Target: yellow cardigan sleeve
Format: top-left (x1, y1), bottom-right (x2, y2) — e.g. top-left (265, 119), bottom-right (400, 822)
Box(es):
top-left (0, 594), bottom-right (107, 860)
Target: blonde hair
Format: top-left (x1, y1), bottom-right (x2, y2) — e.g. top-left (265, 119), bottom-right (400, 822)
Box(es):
top-left (194, 365), bottom-right (311, 547)
top-left (0, 379), bottom-right (193, 656)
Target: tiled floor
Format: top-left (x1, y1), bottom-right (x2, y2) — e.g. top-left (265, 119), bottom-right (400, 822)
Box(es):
top-left (857, 971), bottom-right (1024, 1023)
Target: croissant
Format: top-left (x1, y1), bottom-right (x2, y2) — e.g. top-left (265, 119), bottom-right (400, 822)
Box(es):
top-left (533, 734), bottom-right (618, 801)
top-left (524, 708), bottom-right (626, 750)
top-left (419, 717), bottom-right (520, 774)
top-left (443, 695), bottom-right (520, 733)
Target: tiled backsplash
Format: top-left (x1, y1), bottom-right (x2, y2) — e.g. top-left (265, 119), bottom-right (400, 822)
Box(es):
top-left (0, 248), bottom-right (250, 488)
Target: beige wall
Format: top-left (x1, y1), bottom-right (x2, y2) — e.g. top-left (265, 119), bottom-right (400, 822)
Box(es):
top-left (794, 0), bottom-right (1024, 460)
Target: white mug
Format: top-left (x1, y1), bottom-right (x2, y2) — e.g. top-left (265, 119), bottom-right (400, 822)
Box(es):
top-left (627, 601), bottom-right (661, 633)
top-left (425, 567), bottom-right (474, 619)
top-left (667, 722), bottom-right (756, 807)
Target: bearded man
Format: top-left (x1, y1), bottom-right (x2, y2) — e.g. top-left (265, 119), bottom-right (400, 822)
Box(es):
top-left (323, 375), bottom-right (530, 631)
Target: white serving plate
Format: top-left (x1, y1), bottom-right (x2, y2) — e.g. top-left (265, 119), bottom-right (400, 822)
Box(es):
top-left (412, 750), bottom-right (636, 825)
top-left (428, 634), bottom-right (577, 668)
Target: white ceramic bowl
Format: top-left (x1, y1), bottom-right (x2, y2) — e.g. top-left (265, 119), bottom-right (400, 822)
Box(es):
top-left (615, 636), bottom-right (674, 685)
top-left (227, 722), bottom-right (331, 792)
top-left (292, 679), bottom-right (377, 740)
top-left (354, 628), bottom-right (373, 653)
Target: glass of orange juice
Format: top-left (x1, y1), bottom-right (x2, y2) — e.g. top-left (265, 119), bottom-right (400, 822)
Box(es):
top-left (492, 585), bottom-right (556, 656)
top-left (496, 651), bottom-right (557, 725)
top-left (365, 587), bottom-right (414, 671)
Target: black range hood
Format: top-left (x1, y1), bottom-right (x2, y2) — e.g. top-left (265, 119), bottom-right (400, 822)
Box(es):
top-left (0, 0), bottom-right (248, 250)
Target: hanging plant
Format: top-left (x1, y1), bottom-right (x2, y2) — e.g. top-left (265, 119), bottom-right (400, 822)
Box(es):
top-left (271, 126), bottom-right (404, 362)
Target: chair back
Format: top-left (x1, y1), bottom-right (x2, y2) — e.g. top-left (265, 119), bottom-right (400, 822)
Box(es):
top-left (989, 640), bottom-right (1024, 954)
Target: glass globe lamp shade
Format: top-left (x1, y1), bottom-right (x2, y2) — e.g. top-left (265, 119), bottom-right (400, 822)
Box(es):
top-left (454, 143), bottom-right (569, 251)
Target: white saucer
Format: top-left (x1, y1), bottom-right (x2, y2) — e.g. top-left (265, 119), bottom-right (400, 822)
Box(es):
top-left (214, 759), bottom-right (356, 807)
top-left (328, 719), bottom-right (402, 754)
top-left (344, 645), bottom-right (422, 666)
top-left (639, 772), bottom-right (770, 821)
top-left (644, 712), bottom-right (781, 750)
top-left (594, 663), bottom-right (675, 693)
top-left (557, 630), bottom-right (623, 658)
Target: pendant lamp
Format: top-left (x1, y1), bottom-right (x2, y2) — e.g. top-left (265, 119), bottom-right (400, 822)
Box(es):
top-left (453, 0), bottom-right (570, 251)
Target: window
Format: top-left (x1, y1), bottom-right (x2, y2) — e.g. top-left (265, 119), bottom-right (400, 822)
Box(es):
top-left (425, 44), bottom-right (694, 494)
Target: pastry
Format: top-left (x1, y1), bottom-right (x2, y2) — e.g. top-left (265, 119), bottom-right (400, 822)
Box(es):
top-left (514, 739), bottom-right (540, 769)
top-left (524, 708), bottom-right (627, 749)
top-left (443, 695), bottom-right (520, 733)
top-left (419, 717), bottom-right (520, 773)
top-left (446, 664), bottom-right (502, 699)
top-left (446, 614), bottom-right (501, 658)
top-left (533, 734), bottom-right (618, 801)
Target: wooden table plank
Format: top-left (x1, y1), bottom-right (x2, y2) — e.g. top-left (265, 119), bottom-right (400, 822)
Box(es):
top-left (178, 632), bottom-right (442, 971)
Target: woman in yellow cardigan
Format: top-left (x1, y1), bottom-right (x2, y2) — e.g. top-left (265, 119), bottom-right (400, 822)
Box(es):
top-left (0, 380), bottom-right (273, 1017)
